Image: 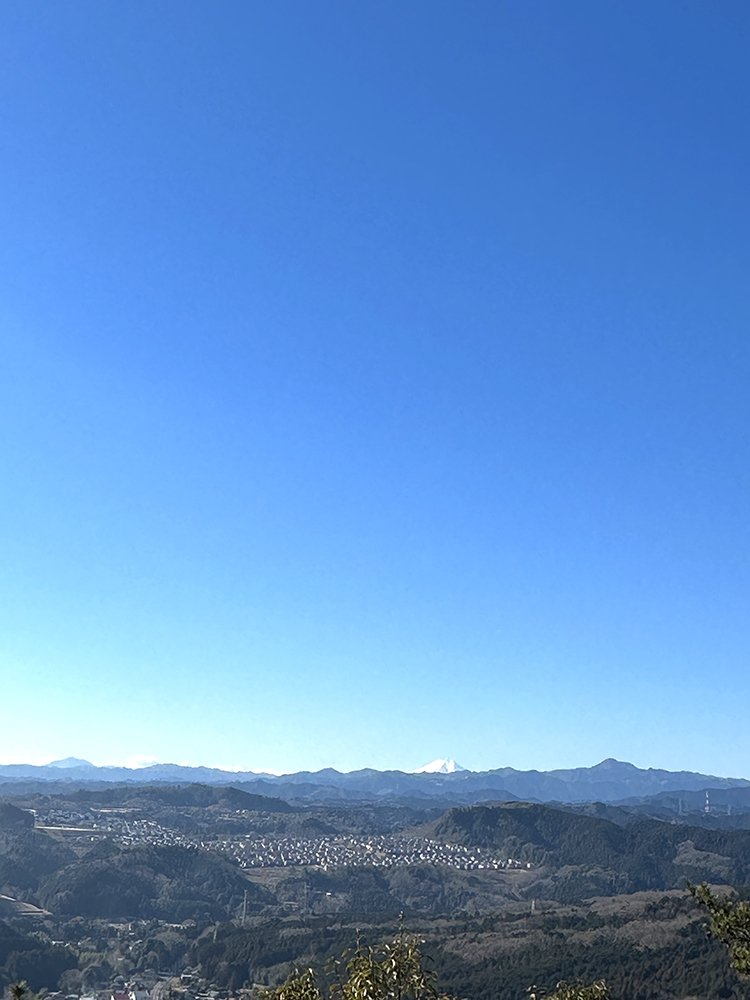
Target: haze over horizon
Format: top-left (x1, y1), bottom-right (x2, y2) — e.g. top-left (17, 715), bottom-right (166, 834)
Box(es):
top-left (2, 2), bottom-right (749, 778)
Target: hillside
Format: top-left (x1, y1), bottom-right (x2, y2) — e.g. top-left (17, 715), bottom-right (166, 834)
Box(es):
top-left (0, 804), bottom-right (34, 830)
top-left (0, 829), bottom-right (75, 892)
top-left (429, 801), bottom-right (750, 900)
top-left (67, 782), bottom-right (295, 812)
top-left (36, 841), bottom-right (273, 920)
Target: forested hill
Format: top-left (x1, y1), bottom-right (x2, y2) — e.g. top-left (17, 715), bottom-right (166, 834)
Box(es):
top-left (430, 801), bottom-right (750, 893)
top-left (0, 803), bottom-right (34, 830)
top-left (66, 782), bottom-right (294, 812)
top-left (35, 841), bottom-right (272, 920)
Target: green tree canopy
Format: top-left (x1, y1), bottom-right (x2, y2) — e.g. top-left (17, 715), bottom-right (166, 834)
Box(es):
top-left (263, 932), bottom-right (452, 1000)
top-left (689, 882), bottom-right (750, 975)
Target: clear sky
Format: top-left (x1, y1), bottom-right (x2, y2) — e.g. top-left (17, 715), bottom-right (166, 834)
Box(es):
top-left (1, 1), bottom-right (748, 777)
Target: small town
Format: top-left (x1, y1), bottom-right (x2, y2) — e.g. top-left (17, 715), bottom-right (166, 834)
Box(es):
top-left (34, 808), bottom-right (529, 872)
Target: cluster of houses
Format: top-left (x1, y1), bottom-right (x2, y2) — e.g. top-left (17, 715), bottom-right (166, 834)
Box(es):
top-left (32, 809), bottom-right (531, 872)
top-left (213, 833), bottom-right (530, 871)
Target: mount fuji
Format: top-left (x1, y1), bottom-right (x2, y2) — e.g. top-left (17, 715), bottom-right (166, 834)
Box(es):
top-left (411, 758), bottom-right (466, 774)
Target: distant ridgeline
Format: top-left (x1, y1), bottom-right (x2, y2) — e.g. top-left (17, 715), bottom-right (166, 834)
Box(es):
top-left (1, 757), bottom-right (749, 807)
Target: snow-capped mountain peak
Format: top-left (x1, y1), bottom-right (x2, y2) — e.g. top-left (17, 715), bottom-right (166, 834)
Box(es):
top-left (411, 757), bottom-right (466, 774)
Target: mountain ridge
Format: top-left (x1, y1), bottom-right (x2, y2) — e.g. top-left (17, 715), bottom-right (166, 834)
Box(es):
top-left (1, 757), bottom-right (747, 805)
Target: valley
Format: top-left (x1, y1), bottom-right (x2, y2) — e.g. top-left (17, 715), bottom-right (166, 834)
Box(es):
top-left (2, 765), bottom-right (750, 997)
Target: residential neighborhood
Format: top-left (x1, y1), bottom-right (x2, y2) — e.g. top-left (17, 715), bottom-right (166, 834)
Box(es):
top-left (32, 808), bottom-right (529, 872)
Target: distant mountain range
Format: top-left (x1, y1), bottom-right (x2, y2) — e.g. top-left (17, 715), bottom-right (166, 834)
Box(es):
top-left (1, 756), bottom-right (748, 805)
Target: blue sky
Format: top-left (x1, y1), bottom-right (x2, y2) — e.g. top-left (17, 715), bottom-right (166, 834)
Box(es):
top-left (1, 1), bottom-right (748, 776)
